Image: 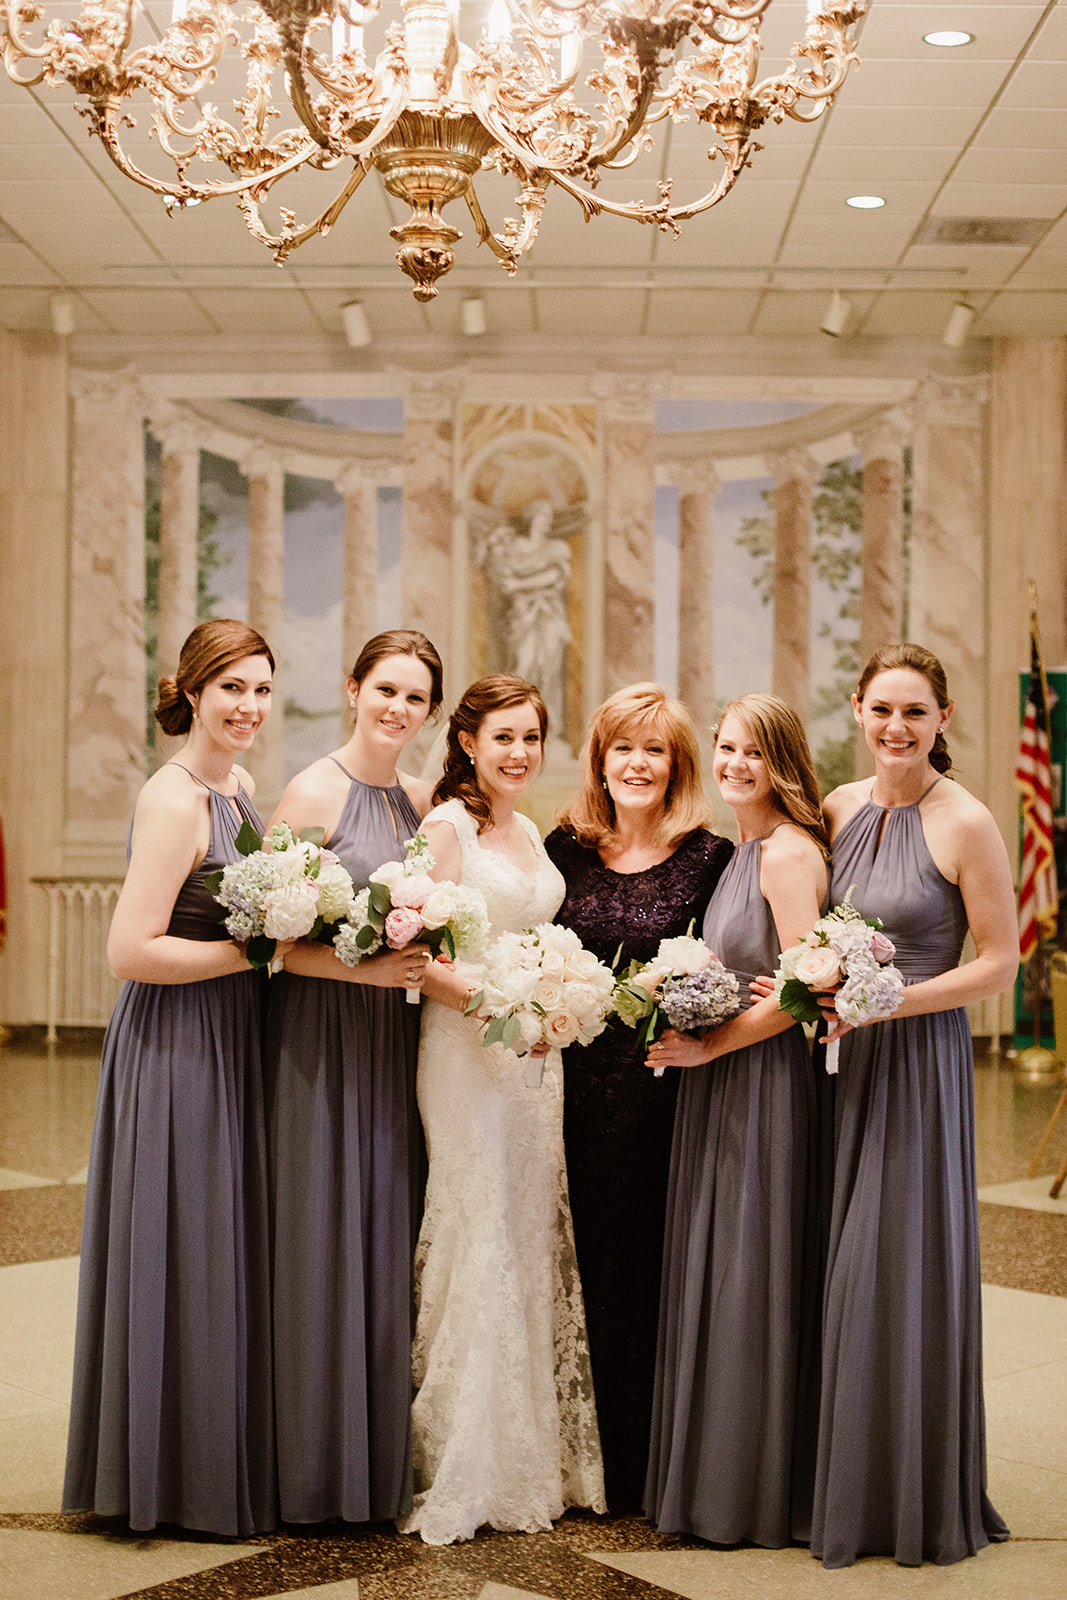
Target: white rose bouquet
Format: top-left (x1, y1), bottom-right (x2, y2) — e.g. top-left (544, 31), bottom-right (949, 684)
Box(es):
top-left (207, 820), bottom-right (356, 972)
top-left (773, 885), bottom-right (905, 1073)
top-left (613, 930), bottom-right (741, 1074)
top-left (468, 923), bottom-right (616, 1086)
top-left (332, 829), bottom-right (489, 1002)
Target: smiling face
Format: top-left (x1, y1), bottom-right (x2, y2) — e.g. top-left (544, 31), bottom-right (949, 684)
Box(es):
top-left (189, 654), bottom-right (274, 753)
top-left (602, 722), bottom-right (673, 820)
top-left (461, 701), bottom-right (543, 804)
top-left (853, 667), bottom-right (952, 771)
top-left (350, 652), bottom-right (434, 751)
top-left (712, 711), bottom-right (775, 811)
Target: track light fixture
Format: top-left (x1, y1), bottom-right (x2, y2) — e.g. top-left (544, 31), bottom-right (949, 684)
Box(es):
top-left (341, 300), bottom-right (372, 348)
top-left (943, 302), bottom-right (977, 348)
top-left (820, 290), bottom-right (851, 338)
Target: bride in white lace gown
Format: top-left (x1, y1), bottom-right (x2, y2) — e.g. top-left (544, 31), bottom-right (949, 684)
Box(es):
top-left (398, 675), bottom-right (605, 1546)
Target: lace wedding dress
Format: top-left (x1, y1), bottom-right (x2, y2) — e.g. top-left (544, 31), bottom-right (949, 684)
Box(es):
top-left (398, 798), bottom-right (606, 1545)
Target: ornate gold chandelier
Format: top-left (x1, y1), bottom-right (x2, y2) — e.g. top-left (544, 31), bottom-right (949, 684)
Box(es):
top-left (1, 0), bottom-right (864, 301)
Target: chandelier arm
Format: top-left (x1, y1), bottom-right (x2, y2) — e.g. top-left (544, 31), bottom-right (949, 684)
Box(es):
top-left (548, 138), bottom-right (746, 229)
top-left (283, 48), bottom-right (334, 148)
top-left (463, 172), bottom-right (548, 267)
top-left (238, 159), bottom-right (371, 258)
top-left (468, 62), bottom-right (656, 176)
top-left (89, 97), bottom-right (322, 201)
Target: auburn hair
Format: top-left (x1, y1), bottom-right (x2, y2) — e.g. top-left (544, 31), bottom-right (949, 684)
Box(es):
top-left (155, 619), bottom-right (275, 738)
top-left (433, 674), bottom-right (548, 834)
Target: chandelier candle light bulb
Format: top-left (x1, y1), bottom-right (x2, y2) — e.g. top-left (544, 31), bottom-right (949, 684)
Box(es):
top-left (0, 0), bottom-right (864, 301)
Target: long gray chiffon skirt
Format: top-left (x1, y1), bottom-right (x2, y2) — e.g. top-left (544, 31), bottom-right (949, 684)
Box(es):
top-left (63, 968), bottom-right (275, 1536)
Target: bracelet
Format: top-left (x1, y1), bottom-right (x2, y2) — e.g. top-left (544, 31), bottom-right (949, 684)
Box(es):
top-left (459, 984), bottom-right (476, 1014)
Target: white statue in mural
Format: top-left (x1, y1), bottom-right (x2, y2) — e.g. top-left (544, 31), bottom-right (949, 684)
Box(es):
top-left (472, 498), bottom-right (584, 737)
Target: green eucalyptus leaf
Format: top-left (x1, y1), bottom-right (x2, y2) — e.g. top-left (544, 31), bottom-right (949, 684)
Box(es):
top-left (369, 882), bottom-right (392, 917)
top-left (299, 826), bottom-right (325, 847)
top-left (203, 869), bottom-right (224, 895)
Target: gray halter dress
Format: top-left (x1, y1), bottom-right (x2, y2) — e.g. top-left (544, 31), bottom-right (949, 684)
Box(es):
top-left (645, 832), bottom-right (824, 1547)
top-left (63, 779), bottom-right (275, 1536)
top-left (264, 767), bottom-right (423, 1524)
top-left (811, 783), bottom-right (1008, 1567)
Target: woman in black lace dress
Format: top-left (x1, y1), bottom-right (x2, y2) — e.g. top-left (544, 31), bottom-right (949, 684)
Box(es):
top-left (545, 684), bottom-right (733, 1511)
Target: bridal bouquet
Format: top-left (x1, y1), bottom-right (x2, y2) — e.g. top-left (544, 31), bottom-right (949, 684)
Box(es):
top-left (773, 885), bottom-right (904, 1073)
top-left (614, 931), bottom-right (741, 1074)
top-left (468, 923), bottom-right (616, 1085)
top-left (332, 829), bottom-right (489, 1001)
top-left (207, 820), bottom-right (356, 971)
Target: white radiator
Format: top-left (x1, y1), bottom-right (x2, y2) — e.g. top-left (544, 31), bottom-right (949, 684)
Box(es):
top-left (32, 878), bottom-right (123, 1040)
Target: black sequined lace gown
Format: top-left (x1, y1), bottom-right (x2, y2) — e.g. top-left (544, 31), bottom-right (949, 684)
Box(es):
top-left (543, 827), bottom-right (734, 1511)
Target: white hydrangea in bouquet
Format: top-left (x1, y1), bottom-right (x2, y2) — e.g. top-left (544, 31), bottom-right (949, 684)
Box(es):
top-left (206, 820), bottom-right (356, 971)
top-left (332, 829), bottom-right (489, 1002)
top-left (773, 885), bottom-right (904, 1073)
top-left (613, 929), bottom-right (741, 1075)
top-left (468, 923), bottom-right (616, 1086)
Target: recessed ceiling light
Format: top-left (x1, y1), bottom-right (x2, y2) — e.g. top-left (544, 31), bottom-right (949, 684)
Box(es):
top-left (924, 31), bottom-right (974, 48)
top-left (846, 194), bottom-right (885, 210)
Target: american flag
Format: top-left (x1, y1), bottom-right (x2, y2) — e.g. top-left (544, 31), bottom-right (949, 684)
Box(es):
top-left (1016, 625), bottom-right (1058, 962)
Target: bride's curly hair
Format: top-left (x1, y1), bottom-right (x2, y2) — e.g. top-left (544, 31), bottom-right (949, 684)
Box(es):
top-left (433, 674), bottom-right (548, 835)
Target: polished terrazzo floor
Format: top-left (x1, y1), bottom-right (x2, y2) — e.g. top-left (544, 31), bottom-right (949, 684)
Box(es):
top-left (2, 1028), bottom-right (1067, 1600)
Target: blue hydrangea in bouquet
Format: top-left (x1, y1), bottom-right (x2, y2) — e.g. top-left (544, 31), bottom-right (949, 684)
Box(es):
top-left (613, 929), bottom-right (741, 1075)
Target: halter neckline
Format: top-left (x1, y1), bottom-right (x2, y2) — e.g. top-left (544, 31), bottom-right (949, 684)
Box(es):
top-left (870, 776), bottom-right (942, 811)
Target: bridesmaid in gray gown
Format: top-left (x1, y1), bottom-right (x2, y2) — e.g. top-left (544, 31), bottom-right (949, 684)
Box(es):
top-left (64, 620), bottom-right (281, 1536)
top-left (812, 644), bottom-right (1017, 1567)
top-left (263, 629), bottom-right (443, 1524)
top-left (646, 694), bottom-right (829, 1547)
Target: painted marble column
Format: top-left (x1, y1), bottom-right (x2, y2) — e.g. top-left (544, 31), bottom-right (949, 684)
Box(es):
top-left (336, 460), bottom-right (387, 684)
top-left (855, 409), bottom-right (909, 666)
top-left (769, 448), bottom-right (818, 720)
top-left (152, 413), bottom-right (201, 680)
top-left (0, 332), bottom-right (69, 1022)
top-left (674, 459), bottom-right (720, 742)
top-left (241, 444), bottom-right (286, 807)
top-left (400, 373), bottom-right (459, 696)
top-left (910, 375), bottom-right (998, 1028)
top-left (67, 372), bottom-right (148, 873)
top-left (592, 373), bottom-right (666, 693)
top-left (988, 340), bottom-right (1067, 962)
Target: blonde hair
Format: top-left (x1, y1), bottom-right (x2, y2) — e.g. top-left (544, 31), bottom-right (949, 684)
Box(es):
top-left (713, 693), bottom-right (830, 860)
top-left (557, 682), bottom-right (714, 851)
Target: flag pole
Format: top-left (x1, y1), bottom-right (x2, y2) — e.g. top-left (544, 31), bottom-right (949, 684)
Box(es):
top-left (1016, 581), bottom-right (1060, 1081)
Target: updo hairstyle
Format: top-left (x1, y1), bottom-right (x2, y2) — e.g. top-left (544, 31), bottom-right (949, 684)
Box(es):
top-left (349, 629), bottom-right (444, 719)
top-left (154, 619), bottom-right (275, 738)
top-left (433, 674), bottom-right (548, 834)
top-left (855, 642), bottom-right (953, 775)
top-left (557, 682), bottom-right (714, 851)
top-left (713, 692), bottom-right (830, 860)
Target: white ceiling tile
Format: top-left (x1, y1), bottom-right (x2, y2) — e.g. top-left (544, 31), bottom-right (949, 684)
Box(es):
top-left (859, 5), bottom-right (1049, 61)
top-left (980, 107), bottom-right (1067, 149)
top-left (78, 288), bottom-right (217, 335)
top-left (838, 57), bottom-right (1018, 108)
top-left (0, 288), bottom-right (56, 330)
top-left (952, 147), bottom-right (1067, 186)
top-left (807, 146), bottom-right (961, 186)
top-left (932, 183), bottom-right (1066, 218)
top-left (825, 104), bottom-right (987, 147)
top-left (997, 60), bottom-right (1067, 107)
top-left (858, 292), bottom-right (966, 340)
top-left (645, 289), bottom-right (762, 337)
top-left (980, 293), bottom-right (1067, 336)
top-left (535, 288), bottom-right (647, 336)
